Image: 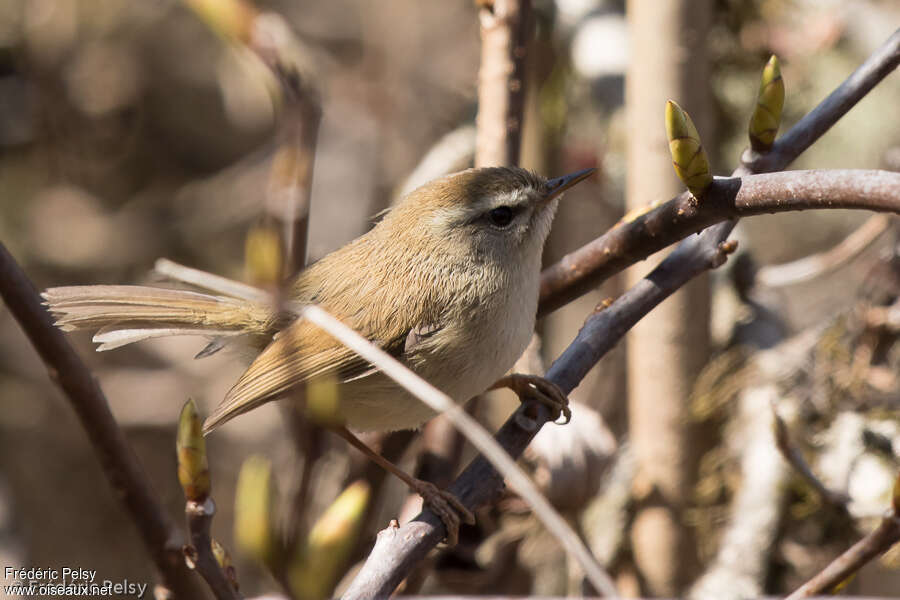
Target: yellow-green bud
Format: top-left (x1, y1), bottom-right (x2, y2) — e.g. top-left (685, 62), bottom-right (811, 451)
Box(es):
top-left (665, 100), bottom-right (712, 199)
top-left (748, 55), bottom-right (785, 152)
top-left (234, 455), bottom-right (277, 566)
top-left (176, 399), bottom-right (210, 502)
top-left (289, 480), bottom-right (370, 600)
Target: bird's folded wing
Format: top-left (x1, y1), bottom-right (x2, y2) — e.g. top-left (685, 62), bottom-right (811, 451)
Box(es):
top-left (202, 317), bottom-right (397, 433)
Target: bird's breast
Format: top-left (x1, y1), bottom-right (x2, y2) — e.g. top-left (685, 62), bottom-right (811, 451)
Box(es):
top-left (418, 267), bottom-right (539, 402)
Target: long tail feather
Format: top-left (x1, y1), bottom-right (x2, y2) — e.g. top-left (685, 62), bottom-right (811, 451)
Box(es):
top-left (42, 285), bottom-right (275, 350)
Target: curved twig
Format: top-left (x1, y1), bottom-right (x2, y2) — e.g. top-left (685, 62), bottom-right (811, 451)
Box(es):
top-left (785, 507), bottom-right (900, 598)
top-left (757, 214), bottom-right (892, 287)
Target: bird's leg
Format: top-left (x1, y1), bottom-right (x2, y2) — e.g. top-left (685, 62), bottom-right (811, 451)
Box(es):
top-left (333, 427), bottom-right (475, 545)
top-left (489, 374), bottom-right (571, 424)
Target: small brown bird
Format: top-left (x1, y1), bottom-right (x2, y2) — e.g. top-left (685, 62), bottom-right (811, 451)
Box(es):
top-left (43, 165), bottom-right (593, 541)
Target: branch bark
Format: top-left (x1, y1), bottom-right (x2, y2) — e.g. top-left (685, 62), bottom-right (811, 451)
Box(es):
top-left (0, 243), bottom-right (204, 598)
top-left (785, 509), bottom-right (900, 598)
top-left (250, 13), bottom-right (321, 276)
top-left (538, 27), bottom-right (900, 317)
top-left (184, 499), bottom-right (242, 600)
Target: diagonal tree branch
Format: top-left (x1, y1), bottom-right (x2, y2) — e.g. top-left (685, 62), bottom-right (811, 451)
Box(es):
top-left (538, 27), bottom-right (900, 317)
top-left (0, 243), bottom-right (204, 599)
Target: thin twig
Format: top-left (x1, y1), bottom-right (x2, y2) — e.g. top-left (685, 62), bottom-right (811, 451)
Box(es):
top-left (538, 27), bottom-right (900, 316)
top-left (155, 258), bottom-right (270, 302)
top-left (251, 14), bottom-right (321, 276)
top-left (0, 243), bottom-right (203, 598)
top-left (771, 404), bottom-right (852, 511)
top-left (184, 499), bottom-right (242, 600)
top-left (785, 508), bottom-right (900, 598)
top-left (246, 11), bottom-right (323, 551)
top-left (301, 306), bottom-right (619, 598)
top-left (757, 214), bottom-right (892, 288)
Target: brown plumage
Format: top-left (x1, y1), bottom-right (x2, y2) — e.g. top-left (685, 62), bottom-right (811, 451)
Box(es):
top-left (43, 166), bottom-right (592, 434)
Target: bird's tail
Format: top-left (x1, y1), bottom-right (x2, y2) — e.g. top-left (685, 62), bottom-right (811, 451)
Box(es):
top-left (42, 285), bottom-right (276, 352)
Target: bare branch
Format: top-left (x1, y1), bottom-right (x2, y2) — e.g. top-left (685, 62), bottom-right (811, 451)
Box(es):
top-left (182, 0), bottom-right (322, 276)
top-left (538, 28), bottom-right (900, 316)
top-left (252, 12), bottom-right (321, 276)
top-left (771, 405), bottom-right (852, 511)
top-left (184, 499), bottom-right (242, 600)
top-left (785, 509), bottom-right (900, 598)
top-left (0, 243), bottom-right (203, 597)
top-left (155, 258), bottom-right (270, 302)
top-left (757, 214), bottom-right (892, 288)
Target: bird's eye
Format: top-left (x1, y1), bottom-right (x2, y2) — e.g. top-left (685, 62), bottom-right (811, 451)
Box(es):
top-left (488, 206), bottom-right (514, 227)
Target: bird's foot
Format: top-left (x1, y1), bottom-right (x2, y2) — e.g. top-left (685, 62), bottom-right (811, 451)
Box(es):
top-left (410, 478), bottom-right (474, 546)
top-left (491, 373), bottom-right (571, 424)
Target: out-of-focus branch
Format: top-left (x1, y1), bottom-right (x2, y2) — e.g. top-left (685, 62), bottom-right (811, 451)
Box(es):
top-left (689, 383), bottom-right (790, 599)
top-left (398, 124), bottom-right (477, 196)
top-left (184, 0), bottom-right (322, 276)
top-left (0, 243), bottom-right (204, 598)
top-left (244, 11), bottom-right (323, 547)
top-left (771, 405), bottom-right (852, 511)
top-left (538, 28), bottom-right (900, 316)
top-left (785, 473), bottom-right (900, 599)
top-left (475, 0), bottom-right (533, 167)
top-left (185, 0), bottom-right (324, 559)
top-left (757, 214), bottom-right (893, 288)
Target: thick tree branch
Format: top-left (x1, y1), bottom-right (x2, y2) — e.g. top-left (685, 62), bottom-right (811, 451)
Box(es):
top-left (0, 243), bottom-right (203, 598)
top-left (538, 27), bottom-right (900, 316)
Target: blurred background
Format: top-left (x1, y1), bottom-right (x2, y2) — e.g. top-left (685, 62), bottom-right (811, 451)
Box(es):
top-left (0, 0), bottom-right (899, 597)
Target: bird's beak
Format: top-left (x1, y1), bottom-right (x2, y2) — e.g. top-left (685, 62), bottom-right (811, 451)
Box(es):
top-left (543, 167), bottom-right (596, 203)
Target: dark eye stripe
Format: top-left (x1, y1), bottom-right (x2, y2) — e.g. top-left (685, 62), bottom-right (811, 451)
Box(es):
top-left (488, 206), bottom-right (514, 227)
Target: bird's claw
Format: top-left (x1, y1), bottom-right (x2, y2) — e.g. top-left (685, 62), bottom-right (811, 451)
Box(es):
top-left (410, 479), bottom-right (474, 546)
top-left (491, 373), bottom-right (571, 424)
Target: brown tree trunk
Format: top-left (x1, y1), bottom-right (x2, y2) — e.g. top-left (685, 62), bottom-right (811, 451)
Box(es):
top-left (625, 0), bottom-right (712, 594)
